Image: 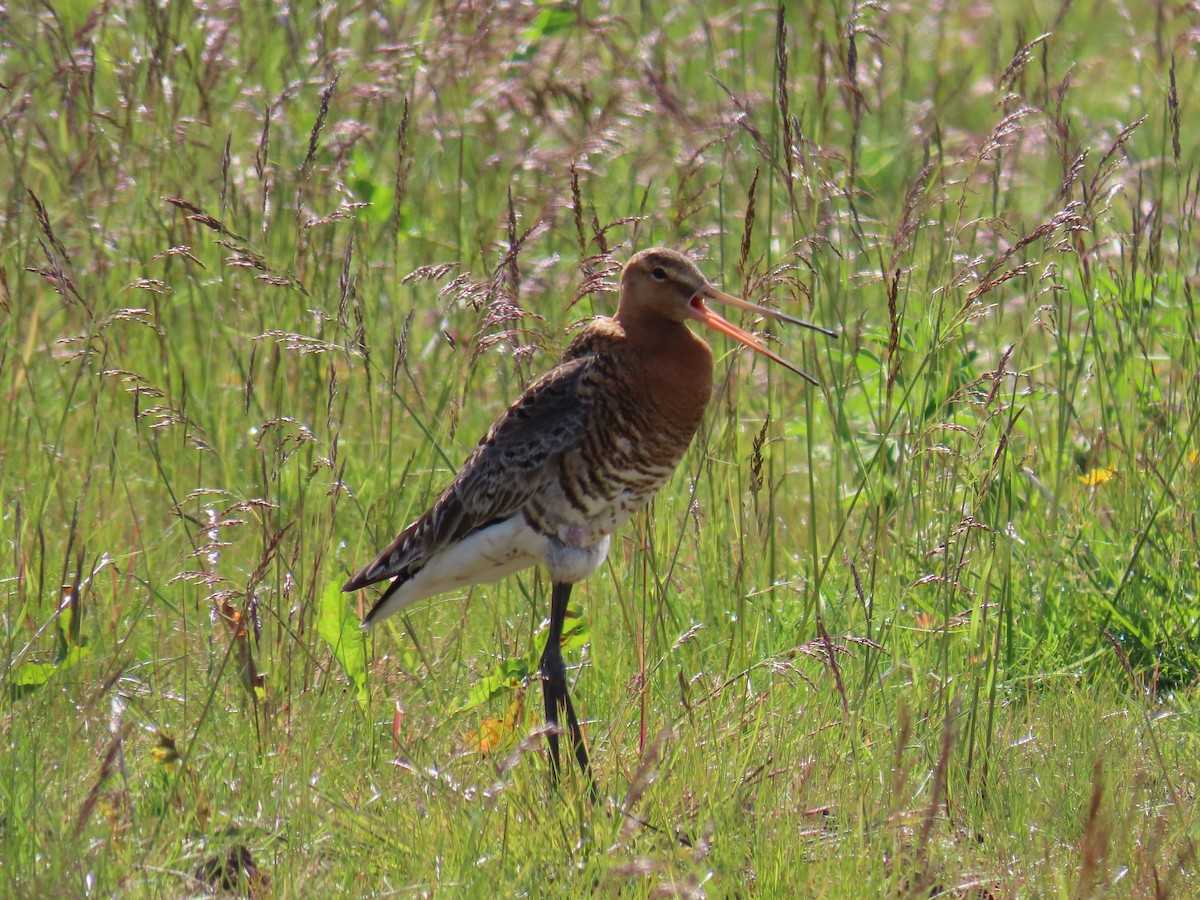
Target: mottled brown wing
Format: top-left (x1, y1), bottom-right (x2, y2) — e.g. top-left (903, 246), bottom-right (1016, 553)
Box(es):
top-left (342, 352), bottom-right (597, 591)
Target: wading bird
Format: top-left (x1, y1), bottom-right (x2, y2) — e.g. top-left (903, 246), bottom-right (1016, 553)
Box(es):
top-left (343, 248), bottom-right (835, 792)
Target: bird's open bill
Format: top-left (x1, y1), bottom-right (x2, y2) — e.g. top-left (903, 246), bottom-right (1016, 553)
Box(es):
top-left (688, 286), bottom-right (838, 386)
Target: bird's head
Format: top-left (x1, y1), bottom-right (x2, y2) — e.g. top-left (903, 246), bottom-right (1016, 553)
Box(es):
top-left (617, 247), bottom-right (836, 385)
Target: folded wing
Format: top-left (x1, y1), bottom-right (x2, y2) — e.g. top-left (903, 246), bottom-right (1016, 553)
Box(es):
top-left (342, 353), bottom-right (597, 597)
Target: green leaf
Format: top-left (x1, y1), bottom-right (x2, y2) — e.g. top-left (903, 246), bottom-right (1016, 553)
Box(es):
top-left (558, 608), bottom-right (591, 654)
top-left (318, 582), bottom-right (370, 705)
top-left (56, 601), bottom-right (88, 663)
top-left (10, 644), bottom-right (92, 699)
top-left (459, 656), bottom-right (531, 712)
top-left (347, 149), bottom-right (394, 221)
top-left (510, 4), bottom-right (577, 62)
top-left (458, 607), bottom-right (591, 712)
top-left (10, 661), bottom-right (57, 698)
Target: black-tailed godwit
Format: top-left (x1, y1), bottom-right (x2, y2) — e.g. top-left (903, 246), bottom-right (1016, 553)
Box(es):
top-left (343, 248), bottom-right (835, 791)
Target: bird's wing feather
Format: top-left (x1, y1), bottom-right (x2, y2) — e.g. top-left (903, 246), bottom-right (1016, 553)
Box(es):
top-left (343, 352), bottom-right (598, 590)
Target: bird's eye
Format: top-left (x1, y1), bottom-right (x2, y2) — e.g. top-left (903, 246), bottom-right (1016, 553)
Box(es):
top-left (651, 267), bottom-right (667, 281)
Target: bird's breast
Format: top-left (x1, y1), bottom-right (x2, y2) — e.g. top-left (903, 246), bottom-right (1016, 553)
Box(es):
top-left (526, 402), bottom-right (699, 546)
top-left (523, 321), bottom-right (713, 554)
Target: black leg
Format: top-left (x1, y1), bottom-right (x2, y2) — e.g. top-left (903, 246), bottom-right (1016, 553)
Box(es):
top-left (539, 581), bottom-right (596, 796)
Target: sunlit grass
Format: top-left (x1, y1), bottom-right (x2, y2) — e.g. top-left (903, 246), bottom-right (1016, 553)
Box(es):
top-left (2, 0), bottom-right (1198, 895)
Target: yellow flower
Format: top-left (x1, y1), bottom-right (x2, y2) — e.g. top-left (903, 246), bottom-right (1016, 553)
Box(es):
top-left (1078, 464), bottom-right (1117, 486)
top-left (464, 692), bottom-right (526, 754)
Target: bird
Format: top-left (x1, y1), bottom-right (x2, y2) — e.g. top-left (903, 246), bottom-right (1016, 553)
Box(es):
top-left (343, 247), bottom-right (836, 793)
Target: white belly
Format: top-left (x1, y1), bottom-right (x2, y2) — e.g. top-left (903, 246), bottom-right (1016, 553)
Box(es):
top-left (365, 512), bottom-right (612, 623)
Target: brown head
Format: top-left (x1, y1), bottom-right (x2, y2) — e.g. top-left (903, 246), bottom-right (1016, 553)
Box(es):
top-left (616, 248), bottom-right (836, 385)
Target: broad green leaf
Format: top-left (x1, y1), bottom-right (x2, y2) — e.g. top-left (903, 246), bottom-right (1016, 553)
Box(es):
top-left (318, 582), bottom-right (370, 705)
top-left (10, 661), bottom-right (58, 698)
top-left (511, 4), bottom-right (577, 62)
top-left (460, 607), bottom-right (591, 712)
top-left (10, 644), bottom-right (92, 700)
top-left (460, 656), bottom-right (531, 712)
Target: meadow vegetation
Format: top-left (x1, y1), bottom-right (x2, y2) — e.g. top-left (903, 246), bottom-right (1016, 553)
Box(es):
top-left (2, 0), bottom-right (1199, 895)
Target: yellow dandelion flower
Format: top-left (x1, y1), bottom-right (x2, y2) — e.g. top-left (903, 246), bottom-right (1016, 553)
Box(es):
top-left (464, 692), bottom-right (526, 754)
top-left (151, 731), bottom-right (180, 768)
top-left (1078, 464), bottom-right (1117, 486)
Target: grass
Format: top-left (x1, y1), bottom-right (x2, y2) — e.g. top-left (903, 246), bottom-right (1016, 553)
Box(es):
top-left (2, 0), bottom-right (1199, 895)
